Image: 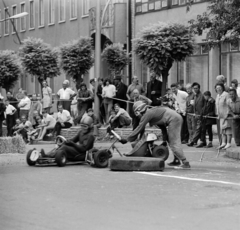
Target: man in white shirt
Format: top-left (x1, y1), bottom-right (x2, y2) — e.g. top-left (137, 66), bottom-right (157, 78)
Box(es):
top-left (112, 103), bottom-right (132, 127)
top-left (171, 83), bottom-right (189, 144)
top-left (18, 90), bottom-right (31, 119)
top-left (48, 104), bottom-right (72, 137)
top-left (231, 79), bottom-right (240, 97)
top-left (5, 100), bottom-right (17, 136)
top-left (37, 109), bottom-right (56, 140)
top-left (57, 80), bottom-right (76, 113)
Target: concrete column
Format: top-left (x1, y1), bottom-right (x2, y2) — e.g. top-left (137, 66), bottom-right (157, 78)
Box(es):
top-left (183, 61), bottom-right (187, 85)
top-left (208, 46), bottom-right (220, 94)
top-left (226, 53), bottom-right (230, 84)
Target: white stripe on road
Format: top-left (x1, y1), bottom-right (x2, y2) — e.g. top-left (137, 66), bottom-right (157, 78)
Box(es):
top-left (136, 172), bottom-right (240, 186)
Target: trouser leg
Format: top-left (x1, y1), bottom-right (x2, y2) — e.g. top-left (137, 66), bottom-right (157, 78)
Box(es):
top-left (192, 118), bottom-right (203, 144)
top-left (0, 119), bottom-right (3, 137)
top-left (55, 122), bottom-right (62, 136)
top-left (118, 115), bottom-right (131, 127)
top-left (75, 103), bottom-right (88, 124)
top-left (207, 124), bottom-right (213, 142)
top-left (57, 145), bottom-right (86, 161)
top-left (187, 115), bottom-right (194, 143)
top-left (181, 114), bottom-right (189, 142)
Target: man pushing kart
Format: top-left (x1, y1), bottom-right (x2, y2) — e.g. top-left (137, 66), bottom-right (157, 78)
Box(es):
top-left (41, 116), bottom-right (95, 161)
top-left (121, 101), bottom-right (191, 169)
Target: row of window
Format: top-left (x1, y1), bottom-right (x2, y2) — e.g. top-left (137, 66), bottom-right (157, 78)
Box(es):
top-left (0, 0), bottom-right (90, 37)
top-left (135, 0), bottom-right (204, 13)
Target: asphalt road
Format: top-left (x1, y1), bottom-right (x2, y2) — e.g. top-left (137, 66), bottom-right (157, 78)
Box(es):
top-left (0, 140), bottom-right (240, 230)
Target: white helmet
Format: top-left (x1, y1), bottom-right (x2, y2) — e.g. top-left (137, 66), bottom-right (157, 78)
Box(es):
top-left (146, 133), bottom-right (157, 142)
top-left (133, 101), bottom-right (148, 114)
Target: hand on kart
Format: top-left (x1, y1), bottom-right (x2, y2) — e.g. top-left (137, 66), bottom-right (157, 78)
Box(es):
top-left (119, 138), bottom-right (128, 144)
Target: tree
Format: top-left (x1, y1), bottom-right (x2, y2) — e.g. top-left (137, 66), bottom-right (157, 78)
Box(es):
top-left (59, 37), bottom-right (94, 88)
top-left (133, 22), bottom-right (195, 94)
top-left (188, 0), bottom-right (240, 46)
top-left (19, 37), bottom-right (60, 86)
top-left (101, 43), bottom-right (131, 78)
top-left (0, 50), bottom-right (22, 92)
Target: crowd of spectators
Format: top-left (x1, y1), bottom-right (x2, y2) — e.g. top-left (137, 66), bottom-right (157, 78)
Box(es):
top-left (0, 74), bottom-right (239, 150)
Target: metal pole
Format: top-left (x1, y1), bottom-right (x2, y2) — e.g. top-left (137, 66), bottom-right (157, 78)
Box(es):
top-left (94, 0), bottom-right (101, 119)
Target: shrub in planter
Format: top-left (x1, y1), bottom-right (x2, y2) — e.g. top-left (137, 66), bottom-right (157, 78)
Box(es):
top-left (0, 135), bottom-right (26, 154)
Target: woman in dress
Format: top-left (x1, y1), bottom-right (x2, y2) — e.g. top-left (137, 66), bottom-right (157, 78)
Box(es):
top-left (215, 83), bottom-right (232, 150)
top-left (42, 81), bottom-right (52, 114)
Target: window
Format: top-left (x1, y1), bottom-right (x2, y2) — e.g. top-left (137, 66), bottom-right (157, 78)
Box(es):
top-left (201, 44), bottom-right (209, 54)
top-left (29, 0), bottom-right (35, 29)
top-left (82, 0), bottom-right (89, 16)
top-left (49, 0), bottom-right (55, 25)
top-left (162, 0), bottom-right (167, 7)
top-left (155, 1), bottom-right (162, 10)
top-left (4, 8), bottom-right (9, 35)
top-left (230, 41), bottom-right (239, 51)
top-left (12, 5), bottom-right (17, 34)
top-left (39, 0), bottom-right (44, 27)
top-left (20, 3), bottom-right (26, 31)
top-left (70, 0), bottom-right (77, 19)
top-left (59, 0), bottom-right (66, 22)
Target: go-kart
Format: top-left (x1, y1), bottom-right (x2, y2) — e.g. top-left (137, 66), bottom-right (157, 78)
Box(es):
top-left (26, 135), bottom-right (112, 168)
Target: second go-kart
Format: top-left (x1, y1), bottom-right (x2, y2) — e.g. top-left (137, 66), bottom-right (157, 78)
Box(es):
top-left (26, 135), bottom-right (112, 168)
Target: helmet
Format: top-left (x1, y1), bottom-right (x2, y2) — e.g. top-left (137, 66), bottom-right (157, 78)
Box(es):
top-left (133, 101), bottom-right (148, 114)
top-left (146, 133), bottom-right (157, 142)
top-left (80, 116), bottom-right (93, 129)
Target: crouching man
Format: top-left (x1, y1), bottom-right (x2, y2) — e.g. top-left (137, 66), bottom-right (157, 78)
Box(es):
top-left (42, 116), bottom-right (95, 161)
top-left (120, 101), bottom-right (191, 169)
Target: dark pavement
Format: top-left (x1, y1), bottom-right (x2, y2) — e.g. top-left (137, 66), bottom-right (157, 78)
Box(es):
top-left (0, 140), bottom-right (240, 230)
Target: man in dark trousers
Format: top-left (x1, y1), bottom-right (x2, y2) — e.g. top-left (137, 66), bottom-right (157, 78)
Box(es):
top-left (114, 75), bottom-right (128, 110)
top-left (120, 101), bottom-right (191, 169)
top-left (188, 82), bottom-right (206, 147)
top-left (0, 95), bottom-right (6, 137)
top-left (146, 72), bottom-right (162, 106)
top-left (7, 91), bottom-right (19, 118)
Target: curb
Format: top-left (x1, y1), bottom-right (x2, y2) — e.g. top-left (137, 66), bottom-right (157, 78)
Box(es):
top-left (226, 147), bottom-right (240, 160)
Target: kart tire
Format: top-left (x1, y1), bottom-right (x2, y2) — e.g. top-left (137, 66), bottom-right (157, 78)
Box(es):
top-left (93, 150), bottom-right (110, 168)
top-left (26, 149), bottom-right (37, 166)
top-left (109, 157), bottom-right (165, 171)
top-left (152, 145), bottom-right (169, 161)
top-left (55, 151), bottom-right (67, 167)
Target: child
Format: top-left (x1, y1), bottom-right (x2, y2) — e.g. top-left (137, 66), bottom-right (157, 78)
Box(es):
top-left (12, 118), bottom-right (22, 135)
top-left (106, 109), bottom-right (118, 139)
top-left (5, 100), bottom-right (17, 136)
top-left (27, 116), bottom-right (42, 144)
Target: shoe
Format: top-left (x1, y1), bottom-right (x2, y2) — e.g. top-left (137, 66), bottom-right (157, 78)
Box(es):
top-left (168, 160), bottom-right (181, 166)
top-left (174, 162), bottom-right (191, 170)
top-left (47, 133), bottom-right (53, 137)
top-left (187, 142), bottom-right (194, 147)
top-left (222, 143), bottom-right (231, 150)
top-left (193, 143), bottom-right (198, 146)
top-left (110, 135), bottom-right (114, 139)
top-left (196, 143), bottom-right (206, 148)
top-left (206, 142), bottom-right (213, 148)
top-left (216, 143), bottom-right (226, 150)
top-left (181, 140), bottom-right (188, 144)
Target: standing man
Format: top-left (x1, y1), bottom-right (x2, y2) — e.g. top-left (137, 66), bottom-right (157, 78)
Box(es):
top-left (231, 79), bottom-right (240, 97)
top-left (0, 95), bottom-right (6, 137)
top-left (74, 83), bottom-right (93, 125)
top-left (187, 82), bottom-right (206, 147)
top-left (146, 72), bottom-right (162, 106)
top-left (96, 78), bottom-right (105, 125)
top-left (171, 83), bottom-right (189, 144)
top-left (126, 76), bottom-right (145, 129)
top-left (6, 91), bottom-right (19, 118)
top-left (18, 90), bottom-right (31, 119)
top-left (5, 99), bottom-right (17, 136)
top-left (42, 81), bottom-right (52, 114)
top-left (114, 75), bottom-right (128, 110)
top-left (57, 80), bottom-right (76, 113)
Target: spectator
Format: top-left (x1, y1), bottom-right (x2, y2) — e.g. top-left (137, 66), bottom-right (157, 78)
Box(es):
top-left (37, 110), bottom-right (56, 141)
top-left (5, 99), bottom-right (17, 136)
top-left (6, 91), bottom-right (19, 118)
top-left (126, 75), bottom-right (145, 118)
top-left (48, 104), bottom-right (73, 137)
top-left (15, 88), bottom-right (24, 101)
top-left (185, 83), bottom-right (195, 145)
top-left (71, 95), bottom-right (78, 121)
top-left (42, 81), bottom-right (52, 114)
top-left (146, 71), bottom-right (162, 106)
top-left (177, 81), bottom-right (187, 92)
top-left (96, 78), bottom-right (105, 124)
top-left (215, 83), bottom-right (232, 150)
top-left (27, 117), bottom-right (42, 144)
top-left (29, 94), bottom-right (42, 126)
top-left (112, 103), bottom-right (132, 127)
top-left (31, 110), bottom-right (42, 129)
top-left (12, 118), bottom-right (22, 135)
top-left (216, 75), bottom-right (230, 92)
top-left (102, 78), bottom-right (116, 124)
top-left (84, 108), bottom-right (101, 136)
top-left (231, 79), bottom-right (240, 97)
top-left (14, 115), bottom-right (32, 143)
top-left (114, 75), bottom-right (128, 110)
top-left (228, 88), bottom-right (240, 146)
top-left (18, 90), bottom-right (31, 119)
top-left (188, 82), bottom-right (206, 148)
top-left (201, 91), bottom-right (216, 148)
top-left (171, 83), bottom-right (189, 144)
top-left (163, 88), bottom-right (175, 109)
top-left (90, 79), bottom-right (96, 95)
top-left (0, 95), bottom-right (6, 137)
top-left (74, 83), bottom-right (94, 125)
top-left (57, 80), bottom-right (76, 113)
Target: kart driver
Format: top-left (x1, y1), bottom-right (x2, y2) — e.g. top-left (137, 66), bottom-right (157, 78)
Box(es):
top-left (121, 101), bottom-right (191, 169)
top-left (41, 116), bottom-right (95, 161)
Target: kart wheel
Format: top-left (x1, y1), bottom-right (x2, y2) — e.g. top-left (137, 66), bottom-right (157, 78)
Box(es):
top-left (93, 150), bottom-right (110, 168)
top-left (55, 151), bottom-right (67, 167)
top-left (152, 145), bottom-right (169, 161)
top-left (26, 149), bottom-right (37, 166)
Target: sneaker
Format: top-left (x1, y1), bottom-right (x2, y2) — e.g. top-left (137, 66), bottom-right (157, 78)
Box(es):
top-left (196, 143), bottom-right (206, 148)
top-left (168, 160), bottom-right (181, 166)
top-left (206, 142), bottom-right (213, 148)
top-left (181, 140), bottom-right (188, 144)
top-left (174, 162), bottom-right (191, 170)
top-left (222, 143), bottom-right (231, 150)
top-left (187, 142), bottom-right (194, 147)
